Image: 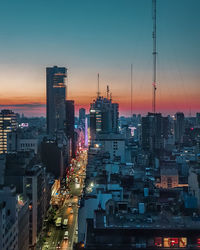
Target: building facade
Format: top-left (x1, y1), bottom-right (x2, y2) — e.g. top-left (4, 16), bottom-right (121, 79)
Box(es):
top-left (46, 66), bottom-right (67, 135)
top-left (90, 96), bottom-right (119, 140)
top-left (0, 110), bottom-right (18, 154)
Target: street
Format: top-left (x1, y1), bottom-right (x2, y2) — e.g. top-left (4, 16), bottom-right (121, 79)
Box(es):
top-left (39, 149), bottom-right (87, 250)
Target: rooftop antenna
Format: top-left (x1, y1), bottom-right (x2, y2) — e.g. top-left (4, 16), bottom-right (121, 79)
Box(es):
top-left (106, 85), bottom-right (110, 99)
top-left (131, 64), bottom-right (133, 116)
top-left (97, 73), bottom-right (100, 98)
top-left (152, 0), bottom-right (157, 113)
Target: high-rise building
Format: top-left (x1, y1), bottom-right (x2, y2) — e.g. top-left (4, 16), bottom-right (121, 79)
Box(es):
top-left (142, 112), bottom-right (162, 153)
top-left (196, 113), bottom-right (200, 126)
top-left (0, 110), bottom-right (18, 154)
top-left (79, 108), bottom-right (86, 126)
top-left (174, 112), bottom-right (185, 144)
top-left (90, 96), bottom-right (119, 140)
top-left (23, 165), bottom-right (47, 247)
top-left (46, 66), bottom-right (67, 135)
top-left (65, 100), bottom-right (75, 157)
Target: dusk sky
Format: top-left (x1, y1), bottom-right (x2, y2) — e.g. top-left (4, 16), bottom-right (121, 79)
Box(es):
top-left (0, 0), bottom-right (199, 116)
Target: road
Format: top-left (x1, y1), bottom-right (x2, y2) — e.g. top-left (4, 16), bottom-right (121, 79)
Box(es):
top-left (39, 149), bottom-right (87, 250)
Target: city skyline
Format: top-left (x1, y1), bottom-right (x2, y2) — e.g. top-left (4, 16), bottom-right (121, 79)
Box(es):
top-left (0, 0), bottom-right (200, 116)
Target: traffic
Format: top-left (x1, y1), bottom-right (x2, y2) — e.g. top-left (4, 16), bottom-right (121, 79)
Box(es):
top-left (39, 149), bottom-right (87, 250)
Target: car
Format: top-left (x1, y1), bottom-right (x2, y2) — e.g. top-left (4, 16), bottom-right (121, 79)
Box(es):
top-left (64, 230), bottom-right (69, 240)
top-left (70, 209), bottom-right (73, 214)
top-left (56, 242), bottom-right (61, 249)
top-left (75, 230), bottom-right (78, 235)
top-left (68, 202), bottom-right (72, 207)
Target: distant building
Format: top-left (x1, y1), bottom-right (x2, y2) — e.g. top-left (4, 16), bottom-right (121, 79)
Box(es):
top-left (7, 129), bottom-right (38, 154)
top-left (40, 137), bottom-right (67, 178)
top-left (188, 165), bottom-right (200, 208)
top-left (90, 96), bottom-right (119, 140)
top-left (196, 113), bottom-right (200, 126)
top-left (141, 113), bottom-right (162, 153)
top-left (160, 166), bottom-right (179, 189)
top-left (79, 108), bottom-right (86, 126)
top-left (46, 66), bottom-right (67, 135)
top-left (0, 110), bottom-right (18, 154)
top-left (95, 133), bottom-right (126, 163)
top-left (174, 112), bottom-right (185, 144)
top-left (65, 100), bottom-right (75, 158)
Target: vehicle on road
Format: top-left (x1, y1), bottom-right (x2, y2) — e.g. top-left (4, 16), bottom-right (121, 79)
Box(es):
top-left (56, 241), bottom-right (61, 249)
top-left (62, 218), bottom-right (68, 229)
top-left (75, 230), bottom-right (78, 235)
top-left (70, 209), bottom-right (73, 214)
top-left (68, 202), bottom-right (72, 207)
top-left (55, 217), bottom-right (62, 227)
top-left (64, 231), bottom-right (69, 240)
top-left (44, 242), bottom-right (49, 249)
top-left (47, 231), bottom-right (51, 237)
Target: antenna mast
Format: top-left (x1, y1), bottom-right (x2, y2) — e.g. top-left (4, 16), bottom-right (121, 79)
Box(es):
top-left (152, 0), bottom-right (157, 113)
top-left (106, 85), bottom-right (109, 99)
top-left (97, 73), bottom-right (100, 98)
top-left (131, 64), bottom-right (133, 116)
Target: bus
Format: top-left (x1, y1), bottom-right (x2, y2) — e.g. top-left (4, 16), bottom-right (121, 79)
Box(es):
top-left (55, 217), bottom-right (62, 227)
top-left (62, 218), bottom-right (68, 229)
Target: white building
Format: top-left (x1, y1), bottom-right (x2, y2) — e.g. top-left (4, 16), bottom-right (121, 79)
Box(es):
top-left (95, 133), bottom-right (126, 163)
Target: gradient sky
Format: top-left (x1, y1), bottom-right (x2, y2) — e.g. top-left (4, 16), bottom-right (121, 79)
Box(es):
top-left (0, 0), bottom-right (199, 117)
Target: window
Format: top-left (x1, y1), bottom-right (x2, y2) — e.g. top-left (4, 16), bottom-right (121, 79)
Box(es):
top-left (167, 178), bottom-right (172, 188)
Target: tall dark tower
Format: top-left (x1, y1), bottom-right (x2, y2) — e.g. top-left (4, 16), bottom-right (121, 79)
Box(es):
top-left (174, 112), bottom-right (185, 144)
top-left (46, 66), bottom-right (67, 135)
top-left (79, 108), bottom-right (86, 126)
top-left (65, 100), bottom-right (75, 158)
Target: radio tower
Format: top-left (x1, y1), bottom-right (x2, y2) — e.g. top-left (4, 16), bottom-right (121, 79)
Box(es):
top-left (152, 0), bottom-right (157, 113)
top-left (97, 73), bottom-right (100, 98)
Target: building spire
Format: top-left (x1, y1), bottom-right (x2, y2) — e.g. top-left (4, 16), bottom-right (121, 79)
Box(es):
top-left (97, 73), bottom-right (100, 98)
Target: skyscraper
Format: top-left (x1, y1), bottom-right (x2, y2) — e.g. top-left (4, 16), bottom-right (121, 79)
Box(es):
top-left (174, 112), bottom-right (185, 144)
top-left (90, 96), bottom-right (119, 140)
top-left (0, 110), bottom-right (17, 154)
top-left (79, 108), bottom-right (86, 126)
top-left (46, 66), bottom-right (67, 135)
top-left (141, 112), bottom-right (162, 153)
top-left (65, 100), bottom-right (75, 157)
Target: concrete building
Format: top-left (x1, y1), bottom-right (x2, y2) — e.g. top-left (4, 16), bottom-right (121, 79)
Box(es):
top-left (17, 194), bottom-right (29, 250)
top-left (0, 109), bottom-right (18, 154)
top-left (0, 154), bottom-right (6, 185)
top-left (159, 166), bottom-right (179, 189)
top-left (65, 100), bottom-right (75, 158)
top-left (90, 96), bottom-right (119, 140)
top-left (79, 108), bottom-right (86, 126)
top-left (23, 165), bottom-right (47, 247)
top-left (95, 133), bottom-right (126, 163)
top-left (46, 66), bottom-right (67, 135)
top-left (141, 113), bottom-right (163, 153)
top-left (174, 112), bottom-right (185, 144)
top-left (0, 186), bottom-right (18, 250)
top-left (188, 165), bottom-right (200, 208)
top-left (7, 129), bottom-right (38, 154)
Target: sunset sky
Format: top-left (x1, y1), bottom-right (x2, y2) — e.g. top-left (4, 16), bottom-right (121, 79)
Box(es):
top-left (0, 0), bottom-right (199, 117)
